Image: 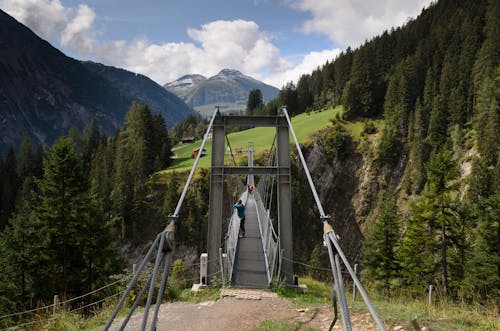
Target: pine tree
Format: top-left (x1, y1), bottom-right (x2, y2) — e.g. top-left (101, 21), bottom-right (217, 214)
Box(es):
top-left (361, 196), bottom-right (400, 296)
top-left (406, 100), bottom-right (427, 194)
top-left (397, 196), bottom-right (437, 292)
top-left (0, 147), bottom-right (18, 230)
top-left (112, 103), bottom-right (158, 239)
top-left (462, 194), bottom-right (500, 300)
top-left (246, 89), bottom-right (264, 116)
top-left (32, 136), bottom-right (119, 301)
top-left (0, 195), bottom-right (45, 309)
top-left (279, 82), bottom-right (299, 115)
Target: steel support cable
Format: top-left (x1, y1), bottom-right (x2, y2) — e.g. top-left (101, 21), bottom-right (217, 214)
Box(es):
top-left (268, 171), bottom-right (275, 214)
top-left (325, 234), bottom-right (352, 331)
top-left (283, 106), bottom-right (385, 330)
top-left (118, 271), bottom-right (155, 331)
top-left (328, 282), bottom-right (338, 331)
top-left (265, 135), bottom-right (276, 208)
top-left (335, 254), bottom-right (352, 330)
top-left (171, 107), bottom-right (219, 219)
top-left (282, 107), bottom-right (326, 218)
top-left (150, 253), bottom-right (171, 331)
top-left (225, 134), bottom-right (237, 166)
top-left (104, 233), bottom-right (161, 330)
top-left (140, 233), bottom-right (167, 331)
top-left (325, 230), bottom-right (386, 330)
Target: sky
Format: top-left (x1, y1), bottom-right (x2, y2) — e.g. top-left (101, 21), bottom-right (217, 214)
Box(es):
top-left (0, 0), bottom-right (433, 88)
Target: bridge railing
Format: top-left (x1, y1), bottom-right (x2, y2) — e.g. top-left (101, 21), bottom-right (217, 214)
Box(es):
top-left (225, 191), bottom-right (248, 283)
top-left (253, 189), bottom-right (279, 284)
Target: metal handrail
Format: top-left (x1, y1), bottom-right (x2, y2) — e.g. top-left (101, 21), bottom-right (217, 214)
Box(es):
top-left (225, 191), bottom-right (248, 282)
top-left (254, 189), bottom-right (279, 284)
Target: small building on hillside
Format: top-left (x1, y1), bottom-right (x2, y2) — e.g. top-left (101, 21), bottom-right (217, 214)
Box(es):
top-left (193, 147), bottom-right (206, 159)
top-left (181, 137), bottom-right (195, 144)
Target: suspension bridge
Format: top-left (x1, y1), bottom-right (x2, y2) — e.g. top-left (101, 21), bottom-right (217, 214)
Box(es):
top-left (0, 107), bottom-right (386, 330)
top-left (102, 107), bottom-right (386, 330)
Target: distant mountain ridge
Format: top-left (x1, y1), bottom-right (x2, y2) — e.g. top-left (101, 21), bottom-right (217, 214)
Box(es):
top-left (0, 10), bottom-right (194, 154)
top-left (164, 69), bottom-right (279, 115)
top-left (164, 74), bottom-right (207, 99)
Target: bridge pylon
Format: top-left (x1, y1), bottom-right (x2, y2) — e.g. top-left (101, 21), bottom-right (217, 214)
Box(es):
top-left (207, 112), bottom-right (294, 285)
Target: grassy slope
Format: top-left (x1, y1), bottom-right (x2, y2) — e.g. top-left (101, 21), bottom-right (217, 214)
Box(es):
top-left (163, 107), bottom-right (343, 173)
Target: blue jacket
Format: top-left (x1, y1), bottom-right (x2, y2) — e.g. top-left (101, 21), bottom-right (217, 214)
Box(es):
top-left (233, 203), bottom-right (245, 218)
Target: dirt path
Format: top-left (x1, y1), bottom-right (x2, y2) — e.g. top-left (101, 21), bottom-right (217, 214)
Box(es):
top-left (109, 289), bottom-right (383, 331)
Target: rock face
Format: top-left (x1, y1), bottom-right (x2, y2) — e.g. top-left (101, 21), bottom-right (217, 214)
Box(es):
top-left (0, 10), bottom-right (194, 154)
top-left (164, 69), bottom-right (279, 115)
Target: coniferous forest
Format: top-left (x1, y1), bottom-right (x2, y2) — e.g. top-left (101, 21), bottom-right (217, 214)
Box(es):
top-left (0, 0), bottom-right (498, 323)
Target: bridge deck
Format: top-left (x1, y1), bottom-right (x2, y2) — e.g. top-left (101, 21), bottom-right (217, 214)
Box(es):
top-left (232, 193), bottom-right (268, 288)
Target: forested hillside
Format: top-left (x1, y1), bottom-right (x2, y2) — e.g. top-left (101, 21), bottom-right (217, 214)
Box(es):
top-left (0, 103), bottom-right (176, 323)
top-left (280, 0), bottom-right (499, 301)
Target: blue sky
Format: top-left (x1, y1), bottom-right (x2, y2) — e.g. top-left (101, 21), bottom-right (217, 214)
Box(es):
top-left (1, 0), bottom-right (432, 87)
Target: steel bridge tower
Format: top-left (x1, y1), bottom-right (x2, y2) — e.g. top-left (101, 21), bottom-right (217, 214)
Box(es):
top-left (207, 112), bottom-right (294, 285)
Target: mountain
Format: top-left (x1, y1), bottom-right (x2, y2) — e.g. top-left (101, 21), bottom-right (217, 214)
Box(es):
top-left (0, 10), bottom-right (194, 154)
top-left (163, 74), bottom-right (207, 99)
top-left (164, 69), bottom-right (279, 115)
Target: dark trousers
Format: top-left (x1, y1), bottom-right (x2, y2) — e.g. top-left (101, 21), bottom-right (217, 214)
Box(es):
top-left (240, 217), bottom-right (245, 234)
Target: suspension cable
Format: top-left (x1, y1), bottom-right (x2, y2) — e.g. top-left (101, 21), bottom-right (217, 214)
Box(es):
top-left (225, 134), bottom-right (237, 166)
top-left (172, 107), bottom-right (219, 218)
top-left (282, 107), bottom-right (327, 218)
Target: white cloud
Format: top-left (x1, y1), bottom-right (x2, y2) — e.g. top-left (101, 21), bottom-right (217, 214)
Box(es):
top-left (0, 0), bottom-right (97, 55)
top-left (60, 4), bottom-right (96, 54)
top-left (265, 48), bottom-right (342, 87)
top-left (291, 0), bottom-right (434, 48)
top-left (2, 0), bottom-right (420, 89)
top-left (0, 0), bottom-right (67, 40)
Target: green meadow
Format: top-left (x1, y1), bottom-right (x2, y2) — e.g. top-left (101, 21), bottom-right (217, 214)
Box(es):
top-left (162, 106), bottom-right (385, 174)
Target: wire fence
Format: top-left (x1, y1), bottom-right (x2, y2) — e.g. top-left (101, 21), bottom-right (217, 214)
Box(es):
top-left (0, 252), bottom-right (210, 330)
top-left (280, 256), bottom-right (438, 300)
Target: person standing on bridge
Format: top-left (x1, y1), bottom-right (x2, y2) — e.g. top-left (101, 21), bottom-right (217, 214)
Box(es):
top-left (233, 199), bottom-right (246, 238)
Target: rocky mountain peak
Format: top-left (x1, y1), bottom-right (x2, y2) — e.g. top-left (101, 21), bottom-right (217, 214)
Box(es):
top-left (216, 69), bottom-right (244, 76)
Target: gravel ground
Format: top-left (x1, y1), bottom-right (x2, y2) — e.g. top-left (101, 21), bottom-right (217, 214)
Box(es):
top-left (109, 289), bottom-right (383, 331)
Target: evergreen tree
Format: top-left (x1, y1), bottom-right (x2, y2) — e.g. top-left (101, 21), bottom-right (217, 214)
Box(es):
top-left (0, 194), bottom-right (44, 309)
top-left (278, 82), bottom-right (299, 115)
top-left (399, 149), bottom-right (460, 296)
top-left (397, 196), bottom-right (437, 292)
top-left (17, 135), bottom-right (36, 181)
top-left (343, 45), bottom-right (384, 119)
top-left (361, 196), bottom-right (400, 296)
top-left (0, 147), bottom-right (18, 229)
top-left (405, 100), bottom-right (426, 194)
top-left (109, 103), bottom-right (172, 240)
top-left (296, 75), bottom-right (313, 113)
top-left (246, 89), bottom-right (264, 116)
top-left (82, 120), bottom-right (101, 172)
top-left (31, 136), bottom-right (118, 299)
top-left (462, 194), bottom-right (500, 300)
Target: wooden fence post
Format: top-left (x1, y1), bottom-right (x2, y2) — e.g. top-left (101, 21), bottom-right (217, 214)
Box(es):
top-left (53, 295), bottom-right (59, 315)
